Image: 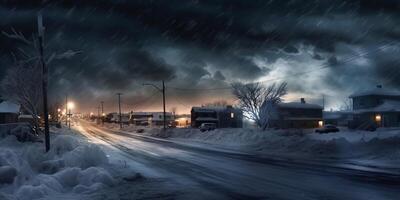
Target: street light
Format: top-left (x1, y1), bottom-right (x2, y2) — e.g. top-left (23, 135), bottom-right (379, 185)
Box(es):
top-left (67, 101), bottom-right (75, 129)
top-left (67, 102), bottom-right (75, 110)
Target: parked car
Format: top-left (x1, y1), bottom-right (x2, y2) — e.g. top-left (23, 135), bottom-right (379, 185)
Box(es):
top-left (199, 123), bottom-right (217, 132)
top-left (315, 125), bottom-right (339, 133)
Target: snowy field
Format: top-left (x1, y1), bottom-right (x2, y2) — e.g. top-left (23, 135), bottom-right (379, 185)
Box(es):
top-left (106, 123), bottom-right (400, 170)
top-left (0, 124), bottom-right (147, 200)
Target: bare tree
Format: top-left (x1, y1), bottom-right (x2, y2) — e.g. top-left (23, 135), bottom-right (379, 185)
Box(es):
top-left (232, 82), bottom-right (287, 130)
top-left (1, 62), bottom-right (42, 129)
top-left (1, 27), bottom-right (80, 130)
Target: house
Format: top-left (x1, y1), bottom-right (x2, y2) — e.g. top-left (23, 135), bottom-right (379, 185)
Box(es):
top-left (349, 85), bottom-right (400, 128)
top-left (191, 105), bottom-right (243, 128)
top-left (269, 98), bottom-right (323, 129)
top-left (323, 111), bottom-right (353, 126)
top-left (130, 112), bottom-right (173, 126)
top-left (107, 112), bottom-right (130, 124)
top-left (0, 101), bottom-right (20, 124)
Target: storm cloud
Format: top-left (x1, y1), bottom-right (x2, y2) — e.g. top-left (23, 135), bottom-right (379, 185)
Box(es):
top-left (0, 0), bottom-right (399, 112)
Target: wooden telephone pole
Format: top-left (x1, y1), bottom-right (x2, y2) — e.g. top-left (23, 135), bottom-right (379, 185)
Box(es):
top-left (117, 93), bottom-right (123, 129)
top-left (162, 81), bottom-right (166, 130)
top-left (101, 101), bottom-right (104, 125)
top-left (143, 81), bottom-right (167, 130)
top-left (38, 13), bottom-right (50, 152)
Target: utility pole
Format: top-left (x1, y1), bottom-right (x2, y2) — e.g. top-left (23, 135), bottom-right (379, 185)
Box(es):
top-left (97, 106), bottom-right (101, 124)
top-left (68, 107), bottom-right (72, 129)
top-left (143, 81), bottom-right (166, 130)
top-left (65, 95), bottom-right (68, 126)
top-left (322, 95), bottom-right (325, 111)
top-left (117, 93), bottom-right (123, 129)
top-left (101, 101), bottom-right (104, 125)
top-left (162, 80), bottom-right (166, 130)
top-left (38, 13), bottom-right (50, 152)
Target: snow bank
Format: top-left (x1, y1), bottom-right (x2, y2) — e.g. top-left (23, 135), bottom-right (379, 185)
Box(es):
top-left (0, 128), bottom-right (116, 200)
top-left (0, 123), bottom-right (38, 142)
top-left (139, 127), bottom-right (400, 167)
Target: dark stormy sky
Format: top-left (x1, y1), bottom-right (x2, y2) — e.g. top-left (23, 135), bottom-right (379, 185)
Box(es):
top-left (0, 0), bottom-right (400, 113)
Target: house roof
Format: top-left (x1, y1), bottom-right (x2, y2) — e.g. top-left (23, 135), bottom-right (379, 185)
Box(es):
top-left (192, 106), bottom-right (237, 112)
top-left (0, 101), bottom-right (20, 114)
top-left (349, 88), bottom-right (400, 98)
top-left (354, 100), bottom-right (400, 114)
top-left (277, 102), bottom-right (323, 109)
top-left (195, 117), bottom-right (218, 121)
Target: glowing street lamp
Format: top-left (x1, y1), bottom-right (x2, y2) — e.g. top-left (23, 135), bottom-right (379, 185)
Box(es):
top-left (67, 102), bottom-right (75, 110)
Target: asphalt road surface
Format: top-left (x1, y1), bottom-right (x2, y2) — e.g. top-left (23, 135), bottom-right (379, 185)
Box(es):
top-left (76, 120), bottom-right (400, 200)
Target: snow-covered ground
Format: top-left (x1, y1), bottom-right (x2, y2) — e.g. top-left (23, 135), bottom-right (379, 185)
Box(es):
top-left (106, 123), bottom-right (400, 170)
top-left (0, 124), bottom-right (144, 200)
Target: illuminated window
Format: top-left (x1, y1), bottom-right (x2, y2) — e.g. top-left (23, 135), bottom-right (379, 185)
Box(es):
top-left (318, 120), bottom-right (324, 127)
top-left (375, 114), bottom-right (382, 122)
top-left (230, 112), bottom-right (234, 118)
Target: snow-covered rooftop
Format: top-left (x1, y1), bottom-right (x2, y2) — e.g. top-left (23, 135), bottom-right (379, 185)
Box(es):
top-left (195, 117), bottom-right (218, 121)
top-left (277, 102), bottom-right (323, 109)
top-left (349, 88), bottom-right (400, 98)
top-left (192, 106), bottom-right (237, 112)
top-left (132, 112), bottom-right (172, 115)
top-left (354, 100), bottom-right (400, 113)
top-left (0, 101), bottom-right (20, 114)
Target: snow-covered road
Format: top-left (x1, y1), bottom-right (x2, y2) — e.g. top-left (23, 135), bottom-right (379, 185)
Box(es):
top-left (76, 120), bottom-right (400, 200)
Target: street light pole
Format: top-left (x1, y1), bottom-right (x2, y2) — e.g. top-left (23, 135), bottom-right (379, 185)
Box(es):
top-left (143, 81), bottom-right (166, 130)
top-left (101, 101), bottom-right (104, 125)
top-left (38, 13), bottom-right (50, 152)
top-left (162, 81), bottom-right (166, 130)
top-left (117, 93), bottom-right (123, 129)
top-left (65, 95), bottom-right (68, 126)
top-left (68, 108), bottom-right (71, 129)
top-left (95, 106), bottom-right (100, 124)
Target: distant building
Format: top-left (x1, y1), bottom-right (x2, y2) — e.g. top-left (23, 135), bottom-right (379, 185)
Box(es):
top-left (130, 112), bottom-right (173, 126)
top-left (107, 112), bottom-right (130, 124)
top-left (323, 111), bottom-right (353, 126)
top-left (269, 98), bottom-right (323, 129)
top-left (349, 85), bottom-right (400, 128)
top-left (191, 105), bottom-right (243, 128)
top-left (174, 114), bottom-right (191, 127)
top-left (0, 101), bottom-right (20, 124)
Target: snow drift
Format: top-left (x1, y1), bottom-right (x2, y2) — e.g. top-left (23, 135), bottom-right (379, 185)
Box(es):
top-left (0, 129), bottom-right (115, 200)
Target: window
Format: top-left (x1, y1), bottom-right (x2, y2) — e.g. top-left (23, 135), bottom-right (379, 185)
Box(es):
top-left (375, 114), bottom-right (382, 122)
top-left (230, 112), bottom-right (234, 119)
